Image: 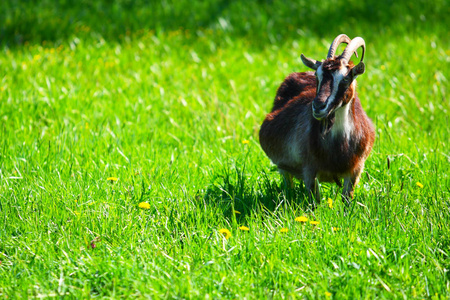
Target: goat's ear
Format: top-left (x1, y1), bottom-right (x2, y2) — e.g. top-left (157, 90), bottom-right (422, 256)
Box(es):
top-left (351, 62), bottom-right (365, 77)
top-left (301, 54), bottom-right (321, 70)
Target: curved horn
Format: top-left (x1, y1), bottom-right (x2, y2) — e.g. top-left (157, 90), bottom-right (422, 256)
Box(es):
top-left (341, 37), bottom-right (365, 63)
top-left (327, 34), bottom-right (352, 59)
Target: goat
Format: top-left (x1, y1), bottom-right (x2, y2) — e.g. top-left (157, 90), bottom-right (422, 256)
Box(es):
top-left (259, 34), bottom-right (375, 206)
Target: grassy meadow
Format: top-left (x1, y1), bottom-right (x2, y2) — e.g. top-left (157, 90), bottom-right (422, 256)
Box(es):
top-left (1, 0), bottom-right (449, 298)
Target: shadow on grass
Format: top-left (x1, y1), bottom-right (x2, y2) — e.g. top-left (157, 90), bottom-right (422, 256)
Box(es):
top-left (1, 0), bottom-right (446, 48)
top-left (201, 164), bottom-right (312, 222)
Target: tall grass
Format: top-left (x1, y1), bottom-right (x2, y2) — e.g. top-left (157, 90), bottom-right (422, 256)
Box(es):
top-left (0, 0), bottom-right (449, 298)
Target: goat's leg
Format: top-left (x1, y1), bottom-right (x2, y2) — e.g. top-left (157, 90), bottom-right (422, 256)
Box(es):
top-left (342, 177), bottom-right (354, 206)
top-left (304, 169), bottom-right (320, 207)
top-left (278, 169), bottom-right (295, 200)
top-left (279, 169), bottom-right (295, 190)
top-left (342, 168), bottom-right (362, 206)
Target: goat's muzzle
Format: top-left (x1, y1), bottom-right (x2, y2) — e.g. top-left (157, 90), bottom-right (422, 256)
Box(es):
top-left (312, 97), bottom-right (330, 120)
top-left (312, 109), bottom-right (328, 121)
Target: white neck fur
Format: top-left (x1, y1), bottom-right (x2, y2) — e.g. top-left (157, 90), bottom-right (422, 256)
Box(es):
top-left (331, 98), bottom-right (354, 139)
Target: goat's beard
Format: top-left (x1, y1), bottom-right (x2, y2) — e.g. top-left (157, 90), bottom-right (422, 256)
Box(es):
top-left (319, 112), bottom-right (335, 136)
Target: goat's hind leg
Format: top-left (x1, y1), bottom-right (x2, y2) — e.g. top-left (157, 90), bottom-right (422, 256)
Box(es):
top-left (279, 168), bottom-right (295, 190)
top-left (278, 168), bottom-right (296, 201)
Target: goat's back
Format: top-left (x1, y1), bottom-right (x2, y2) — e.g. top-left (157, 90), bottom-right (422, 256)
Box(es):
top-left (270, 72), bottom-right (316, 112)
top-left (259, 72), bottom-right (316, 170)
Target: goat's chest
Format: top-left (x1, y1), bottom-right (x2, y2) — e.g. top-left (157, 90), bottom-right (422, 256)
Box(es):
top-left (311, 134), bottom-right (362, 174)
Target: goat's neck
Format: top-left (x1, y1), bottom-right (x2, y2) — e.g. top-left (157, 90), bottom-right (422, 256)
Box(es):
top-left (330, 98), bottom-right (354, 139)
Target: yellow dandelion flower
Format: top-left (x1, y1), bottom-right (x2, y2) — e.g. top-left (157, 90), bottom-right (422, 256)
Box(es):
top-left (327, 198), bottom-right (333, 209)
top-left (219, 228), bottom-right (231, 239)
top-left (310, 221), bottom-right (320, 225)
top-left (234, 210), bottom-right (241, 214)
top-left (280, 228), bottom-right (289, 233)
top-left (107, 177), bottom-right (118, 181)
top-left (295, 216), bottom-right (308, 223)
top-left (325, 291), bottom-right (332, 297)
top-left (416, 182), bottom-right (424, 188)
top-left (239, 226), bottom-right (249, 231)
top-left (138, 202), bottom-right (151, 209)
top-left (242, 140), bottom-right (250, 144)
top-left (380, 65), bottom-right (386, 70)
top-left (332, 227), bottom-right (340, 232)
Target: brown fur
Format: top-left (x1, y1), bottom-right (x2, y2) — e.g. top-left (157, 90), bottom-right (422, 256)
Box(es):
top-left (259, 60), bottom-right (375, 205)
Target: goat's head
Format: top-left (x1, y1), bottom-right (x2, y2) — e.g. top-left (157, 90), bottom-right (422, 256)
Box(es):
top-left (300, 34), bottom-right (366, 120)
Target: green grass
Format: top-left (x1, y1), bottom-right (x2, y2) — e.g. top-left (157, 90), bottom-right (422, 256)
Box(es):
top-left (1, 0), bottom-right (449, 298)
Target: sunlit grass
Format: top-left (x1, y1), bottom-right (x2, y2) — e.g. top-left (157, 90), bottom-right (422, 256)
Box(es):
top-left (0, 0), bottom-right (449, 298)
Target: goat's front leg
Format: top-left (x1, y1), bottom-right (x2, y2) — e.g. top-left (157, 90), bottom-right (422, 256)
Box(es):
top-left (342, 168), bottom-right (363, 206)
top-left (304, 169), bottom-right (320, 207)
top-left (342, 177), bottom-right (354, 206)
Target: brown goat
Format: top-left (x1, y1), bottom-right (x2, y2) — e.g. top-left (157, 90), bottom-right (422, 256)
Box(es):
top-left (259, 34), bottom-right (375, 206)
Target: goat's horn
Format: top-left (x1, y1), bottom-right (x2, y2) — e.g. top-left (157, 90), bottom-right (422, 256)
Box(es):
top-left (341, 37), bottom-right (365, 63)
top-left (327, 34), bottom-right (352, 59)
